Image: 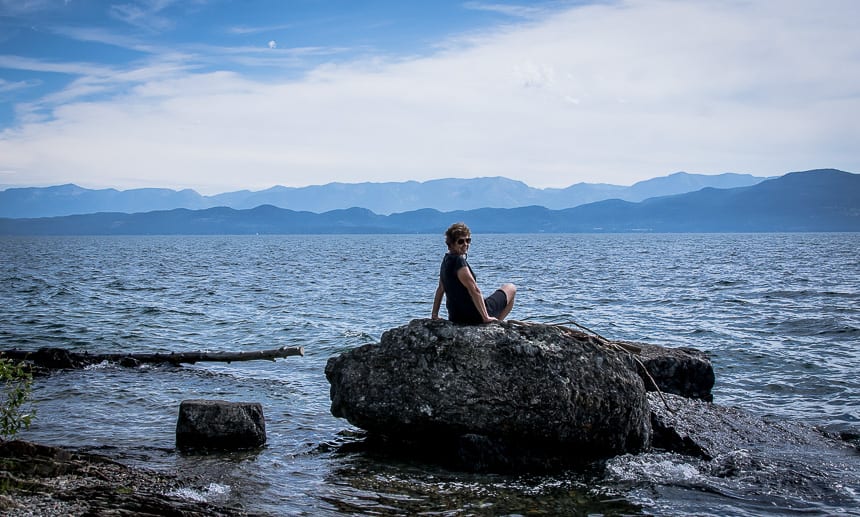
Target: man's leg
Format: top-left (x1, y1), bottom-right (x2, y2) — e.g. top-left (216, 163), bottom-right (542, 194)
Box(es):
top-left (497, 283), bottom-right (516, 320)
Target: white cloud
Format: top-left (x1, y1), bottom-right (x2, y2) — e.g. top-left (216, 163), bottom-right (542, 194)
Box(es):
top-left (0, 55), bottom-right (115, 76)
top-left (47, 25), bottom-right (160, 53)
top-left (463, 1), bottom-right (552, 19)
top-left (229, 23), bottom-right (294, 36)
top-left (0, 78), bottom-right (40, 94)
top-left (1, 0), bottom-right (859, 193)
top-left (108, 0), bottom-right (178, 32)
top-left (0, 0), bottom-right (63, 15)
top-left (268, 40), bottom-right (277, 49)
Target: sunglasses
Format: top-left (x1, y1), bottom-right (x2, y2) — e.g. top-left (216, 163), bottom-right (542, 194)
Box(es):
top-left (456, 237), bottom-right (472, 245)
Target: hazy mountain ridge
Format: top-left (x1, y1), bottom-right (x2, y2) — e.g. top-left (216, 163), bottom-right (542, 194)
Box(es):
top-left (1, 169), bottom-right (856, 235)
top-left (0, 172), bottom-right (767, 218)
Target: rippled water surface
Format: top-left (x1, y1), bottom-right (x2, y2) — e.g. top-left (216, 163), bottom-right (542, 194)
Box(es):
top-left (2, 233), bottom-right (858, 515)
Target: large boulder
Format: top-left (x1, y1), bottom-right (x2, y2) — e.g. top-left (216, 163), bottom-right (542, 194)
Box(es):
top-left (175, 400), bottom-right (266, 451)
top-left (325, 319), bottom-right (651, 470)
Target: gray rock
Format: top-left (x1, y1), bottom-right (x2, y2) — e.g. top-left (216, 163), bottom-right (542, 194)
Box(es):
top-left (0, 440), bottom-right (244, 516)
top-left (648, 392), bottom-right (836, 459)
top-left (633, 342), bottom-right (714, 401)
top-left (325, 319), bottom-right (651, 470)
top-left (175, 400), bottom-right (266, 451)
top-left (645, 392), bottom-right (859, 504)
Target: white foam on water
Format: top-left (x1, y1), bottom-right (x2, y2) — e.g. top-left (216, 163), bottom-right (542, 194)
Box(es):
top-left (168, 482), bottom-right (232, 503)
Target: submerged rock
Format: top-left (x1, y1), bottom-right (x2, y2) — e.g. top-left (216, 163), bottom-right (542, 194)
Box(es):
top-left (326, 319), bottom-right (651, 470)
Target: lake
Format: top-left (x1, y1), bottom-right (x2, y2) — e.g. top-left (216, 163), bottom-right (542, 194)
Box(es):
top-left (2, 233), bottom-right (858, 515)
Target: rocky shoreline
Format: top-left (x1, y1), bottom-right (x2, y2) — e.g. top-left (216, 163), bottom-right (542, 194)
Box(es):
top-left (6, 319), bottom-right (857, 514)
top-left (0, 440), bottom-right (247, 516)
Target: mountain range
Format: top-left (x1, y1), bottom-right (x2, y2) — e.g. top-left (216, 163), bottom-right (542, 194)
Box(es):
top-left (1, 169), bottom-right (856, 235)
top-left (0, 171), bottom-right (767, 218)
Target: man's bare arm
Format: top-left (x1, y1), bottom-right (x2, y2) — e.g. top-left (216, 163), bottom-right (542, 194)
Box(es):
top-left (457, 266), bottom-right (496, 323)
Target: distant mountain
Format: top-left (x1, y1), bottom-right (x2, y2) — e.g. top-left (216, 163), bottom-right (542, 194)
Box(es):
top-left (556, 168), bottom-right (860, 232)
top-left (622, 171), bottom-right (771, 200)
top-left (1, 169), bottom-right (855, 235)
top-left (0, 172), bottom-right (767, 218)
top-left (0, 184), bottom-right (204, 218)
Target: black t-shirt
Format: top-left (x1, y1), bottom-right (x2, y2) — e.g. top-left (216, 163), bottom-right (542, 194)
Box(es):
top-left (440, 253), bottom-right (481, 324)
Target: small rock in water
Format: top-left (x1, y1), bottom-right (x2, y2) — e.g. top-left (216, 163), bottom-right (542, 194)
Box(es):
top-left (176, 399), bottom-right (266, 451)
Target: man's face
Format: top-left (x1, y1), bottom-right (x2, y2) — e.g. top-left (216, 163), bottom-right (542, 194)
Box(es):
top-left (450, 234), bottom-right (471, 255)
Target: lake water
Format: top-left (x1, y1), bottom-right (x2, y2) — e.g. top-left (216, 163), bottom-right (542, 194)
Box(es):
top-left (2, 233), bottom-right (858, 515)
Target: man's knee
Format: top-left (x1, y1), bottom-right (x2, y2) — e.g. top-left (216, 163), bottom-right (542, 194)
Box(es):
top-left (502, 283), bottom-right (516, 302)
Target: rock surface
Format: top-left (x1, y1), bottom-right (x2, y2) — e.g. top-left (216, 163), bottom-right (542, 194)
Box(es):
top-left (634, 342), bottom-right (714, 401)
top-left (643, 392), bottom-right (859, 505)
top-left (0, 440), bottom-right (244, 516)
top-left (176, 400), bottom-right (266, 451)
top-left (648, 392), bottom-right (847, 460)
top-left (326, 319), bottom-right (652, 470)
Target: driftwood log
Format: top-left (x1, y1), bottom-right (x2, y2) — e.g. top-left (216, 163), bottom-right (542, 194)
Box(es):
top-left (1, 346), bottom-right (304, 370)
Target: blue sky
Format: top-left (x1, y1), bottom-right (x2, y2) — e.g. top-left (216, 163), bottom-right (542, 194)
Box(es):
top-left (1, 0), bottom-right (858, 194)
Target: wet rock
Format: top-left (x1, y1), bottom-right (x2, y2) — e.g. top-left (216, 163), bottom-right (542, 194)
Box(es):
top-left (325, 319), bottom-right (651, 470)
top-left (633, 342), bottom-right (715, 401)
top-left (642, 393), bottom-right (860, 509)
top-left (0, 440), bottom-right (244, 516)
top-left (822, 423), bottom-right (860, 451)
top-left (176, 400), bottom-right (266, 451)
top-left (648, 392), bottom-right (843, 459)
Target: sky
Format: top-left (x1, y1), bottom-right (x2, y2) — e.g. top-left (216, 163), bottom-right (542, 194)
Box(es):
top-left (0, 0), bottom-right (858, 194)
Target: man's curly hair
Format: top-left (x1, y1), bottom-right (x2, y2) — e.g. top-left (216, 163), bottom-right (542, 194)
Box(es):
top-left (445, 222), bottom-right (471, 246)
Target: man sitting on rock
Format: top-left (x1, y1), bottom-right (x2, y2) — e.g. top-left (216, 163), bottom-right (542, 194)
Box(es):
top-left (431, 222), bottom-right (516, 324)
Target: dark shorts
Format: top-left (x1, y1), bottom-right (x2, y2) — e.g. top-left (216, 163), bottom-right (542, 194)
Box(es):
top-left (485, 289), bottom-right (508, 318)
